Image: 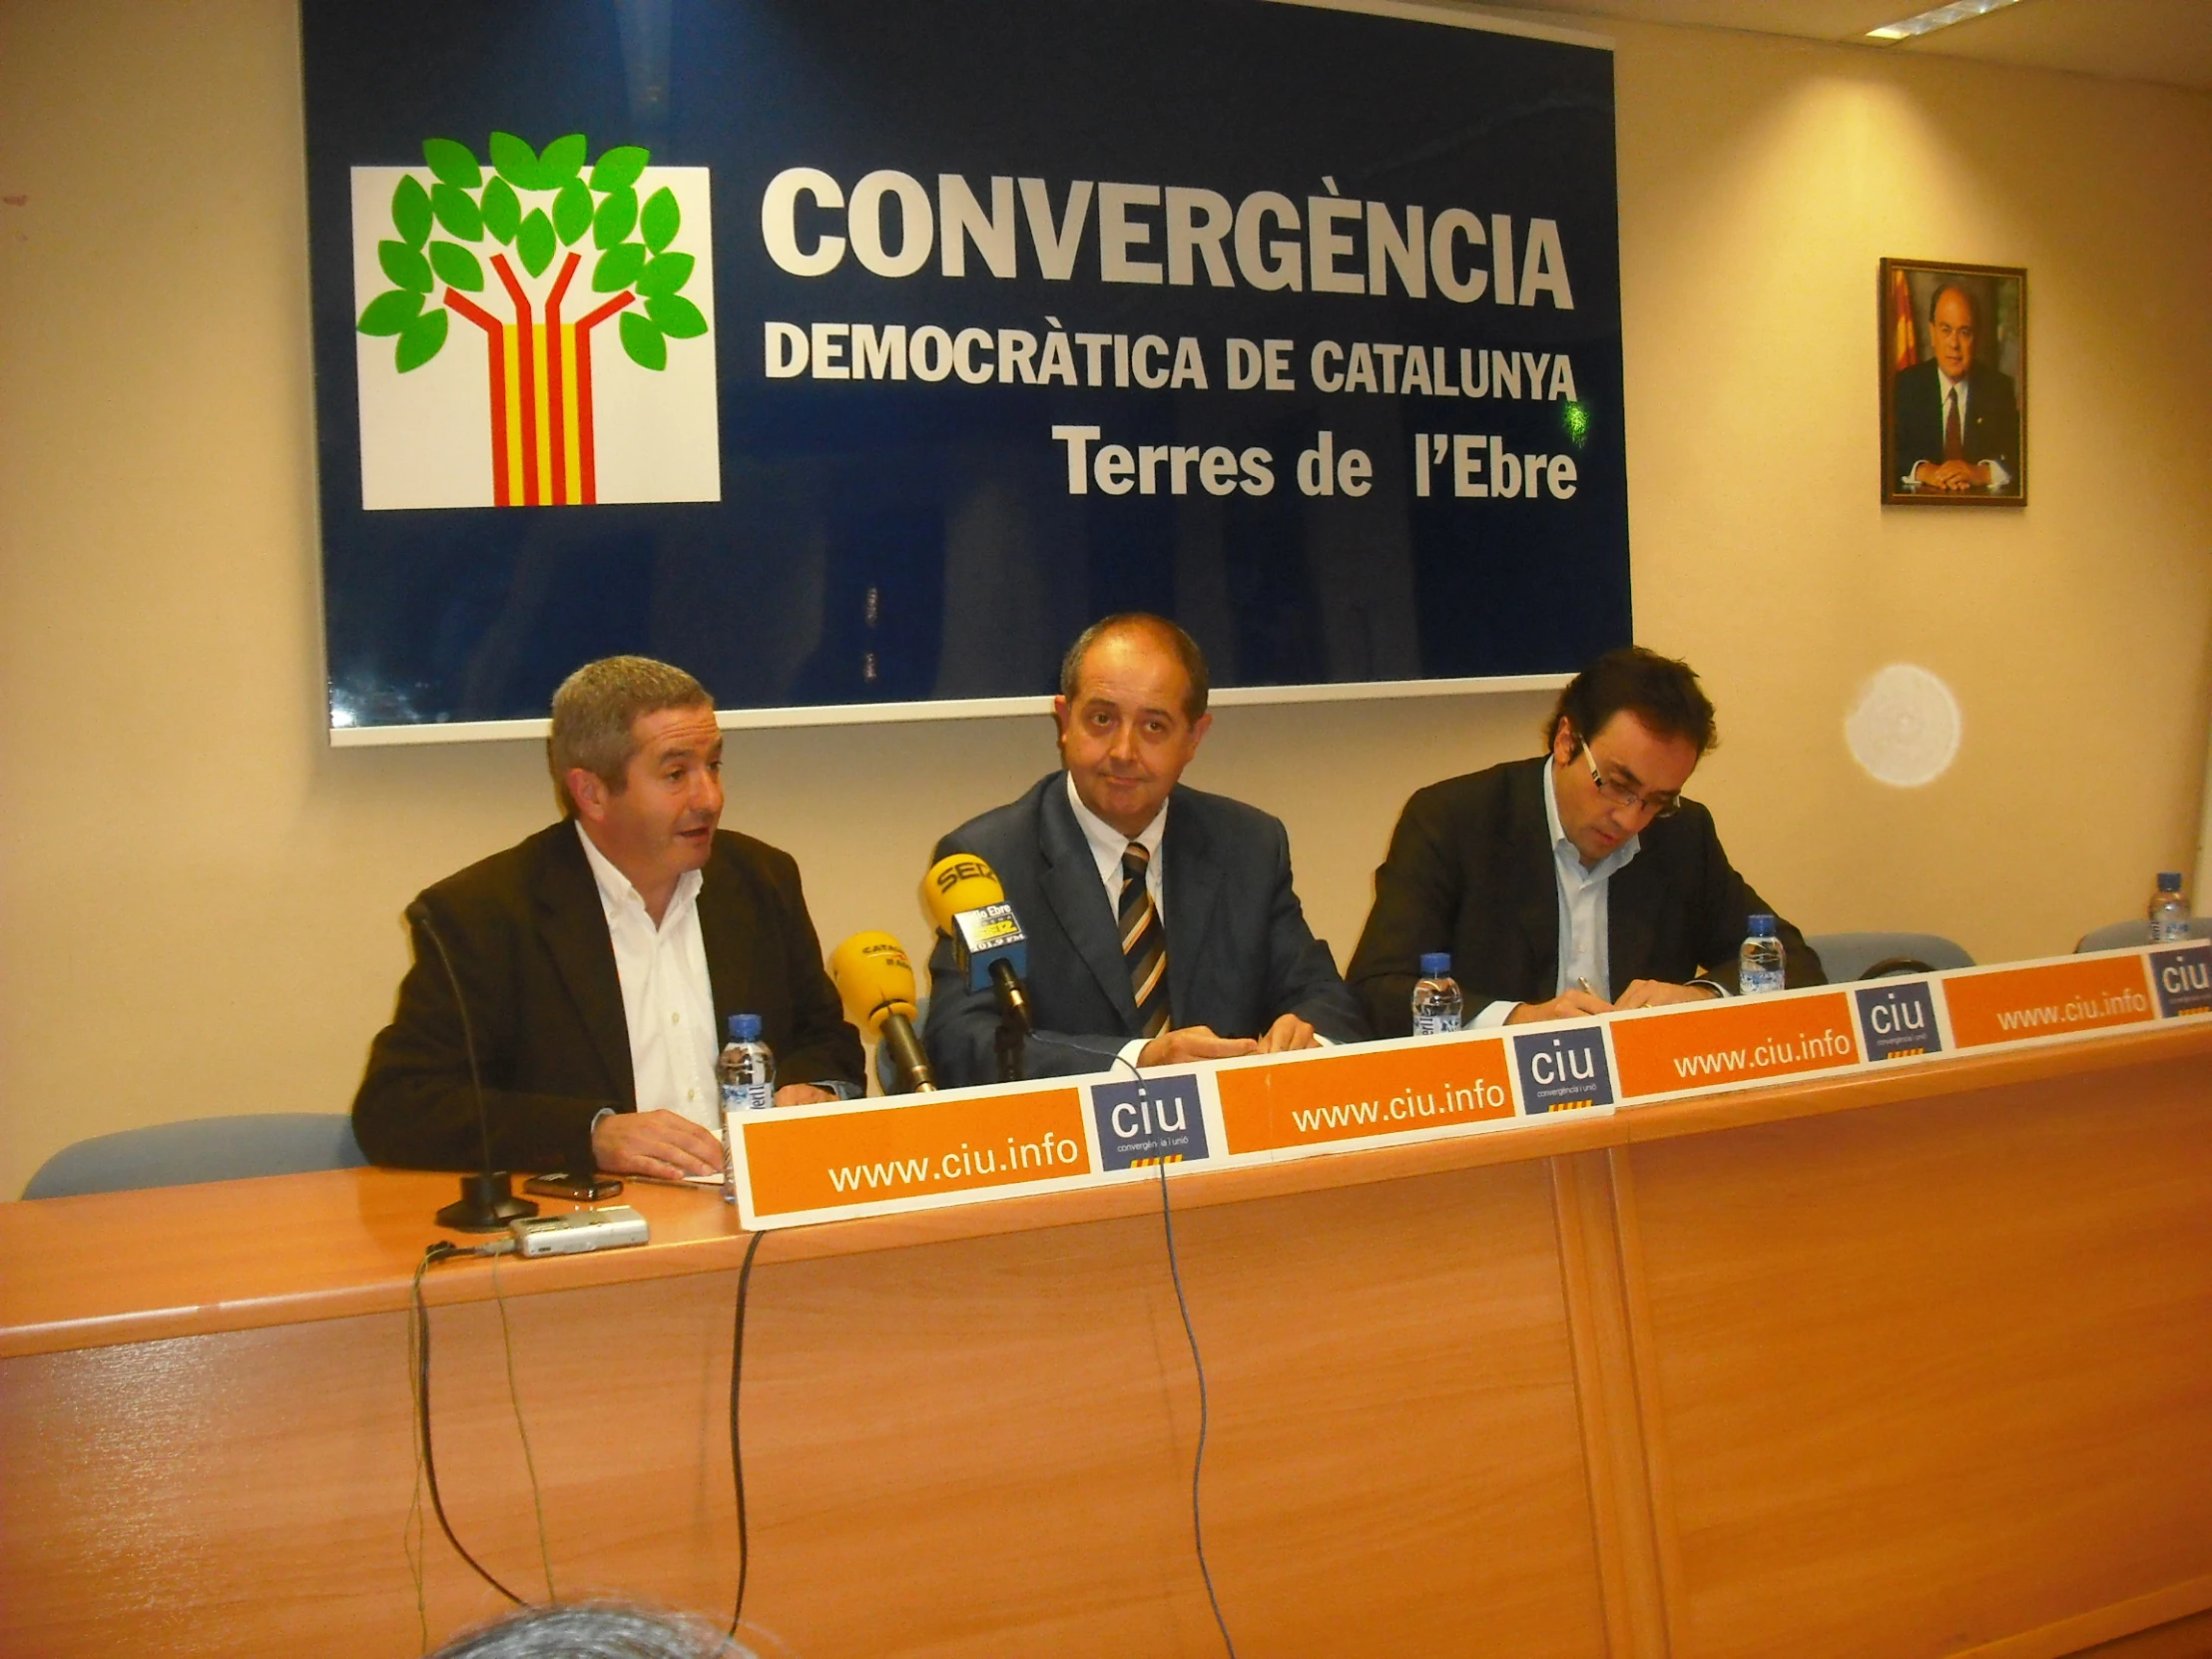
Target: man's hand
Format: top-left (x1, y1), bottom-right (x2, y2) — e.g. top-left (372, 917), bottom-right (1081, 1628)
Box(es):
top-left (775, 1083), bottom-right (837, 1107)
top-left (1613, 979), bottom-right (1723, 1010)
top-left (590, 1109), bottom-right (725, 1180)
top-left (1914, 459), bottom-right (1985, 492)
top-left (1257, 1012), bottom-right (1321, 1054)
top-left (1139, 1025), bottom-right (1261, 1067)
top-left (1506, 989), bottom-right (1615, 1025)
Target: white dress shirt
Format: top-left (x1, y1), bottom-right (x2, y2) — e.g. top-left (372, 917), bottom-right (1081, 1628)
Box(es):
top-left (1470, 760), bottom-right (1640, 1028)
top-left (576, 822), bottom-right (722, 1132)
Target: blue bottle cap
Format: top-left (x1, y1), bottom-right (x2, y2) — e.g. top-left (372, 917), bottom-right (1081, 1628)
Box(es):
top-left (2158, 871), bottom-right (2184, 892)
top-left (1419, 952), bottom-right (1452, 975)
top-left (1748, 913), bottom-right (1777, 937)
top-left (731, 1013), bottom-right (763, 1041)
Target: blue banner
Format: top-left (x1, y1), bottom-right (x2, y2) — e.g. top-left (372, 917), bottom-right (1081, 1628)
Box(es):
top-left (303, 0), bottom-right (1627, 731)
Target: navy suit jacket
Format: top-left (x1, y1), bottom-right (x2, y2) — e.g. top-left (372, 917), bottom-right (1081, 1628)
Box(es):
top-left (922, 774), bottom-right (1368, 1087)
top-left (352, 823), bottom-right (862, 1174)
top-left (1892, 357), bottom-right (2020, 484)
top-left (1347, 757), bottom-right (1823, 1037)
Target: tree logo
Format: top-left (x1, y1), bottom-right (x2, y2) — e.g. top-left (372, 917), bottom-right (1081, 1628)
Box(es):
top-left (350, 134), bottom-right (719, 510)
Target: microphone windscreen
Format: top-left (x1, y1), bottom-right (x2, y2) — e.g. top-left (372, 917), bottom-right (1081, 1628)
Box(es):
top-left (921, 853), bottom-right (1006, 935)
top-left (829, 931), bottom-right (918, 1035)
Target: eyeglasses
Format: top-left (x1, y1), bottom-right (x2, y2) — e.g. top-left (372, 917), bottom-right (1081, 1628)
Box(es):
top-left (1582, 744), bottom-right (1682, 819)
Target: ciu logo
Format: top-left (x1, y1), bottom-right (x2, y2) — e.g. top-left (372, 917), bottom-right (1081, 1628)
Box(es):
top-left (1864, 988), bottom-right (1932, 1037)
top-left (1526, 1034), bottom-right (1598, 1087)
top-left (350, 132), bottom-right (720, 512)
top-left (1110, 1085), bottom-right (1192, 1141)
top-left (2158, 957), bottom-right (2210, 995)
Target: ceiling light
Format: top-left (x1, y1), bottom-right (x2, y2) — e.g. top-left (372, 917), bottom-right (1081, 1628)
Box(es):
top-left (1866, 0), bottom-right (2024, 42)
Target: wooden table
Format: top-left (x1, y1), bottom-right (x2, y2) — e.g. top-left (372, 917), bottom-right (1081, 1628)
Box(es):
top-left (5, 1021), bottom-right (2209, 1658)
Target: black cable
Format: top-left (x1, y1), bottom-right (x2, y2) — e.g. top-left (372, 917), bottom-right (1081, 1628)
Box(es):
top-left (412, 1245), bottom-right (528, 1608)
top-left (728, 1226), bottom-right (767, 1640)
top-left (489, 1254), bottom-right (558, 1602)
top-left (1157, 1154), bottom-right (1236, 1659)
top-left (1108, 1052), bottom-right (1237, 1659)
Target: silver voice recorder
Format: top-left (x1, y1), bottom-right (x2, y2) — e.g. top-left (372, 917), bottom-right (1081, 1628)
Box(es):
top-left (507, 1205), bottom-right (649, 1258)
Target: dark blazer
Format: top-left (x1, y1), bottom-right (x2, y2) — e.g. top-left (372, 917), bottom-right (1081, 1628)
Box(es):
top-left (352, 823), bottom-right (862, 1173)
top-left (1892, 357), bottom-right (2020, 484)
top-left (922, 774), bottom-right (1368, 1087)
top-left (1347, 757), bottom-right (1823, 1037)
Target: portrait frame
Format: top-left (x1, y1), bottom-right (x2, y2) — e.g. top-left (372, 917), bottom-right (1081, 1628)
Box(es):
top-left (1879, 259), bottom-right (2027, 507)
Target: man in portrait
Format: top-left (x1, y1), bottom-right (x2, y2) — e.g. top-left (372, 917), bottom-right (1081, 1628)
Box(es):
top-left (1892, 278), bottom-right (2020, 494)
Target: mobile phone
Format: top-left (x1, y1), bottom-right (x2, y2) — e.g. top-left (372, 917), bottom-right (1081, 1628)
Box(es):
top-left (524, 1171), bottom-right (624, 1200)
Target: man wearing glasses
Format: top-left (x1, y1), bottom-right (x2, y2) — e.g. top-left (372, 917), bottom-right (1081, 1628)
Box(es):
top-left (1348, 646), bottom-right (1822, 1035)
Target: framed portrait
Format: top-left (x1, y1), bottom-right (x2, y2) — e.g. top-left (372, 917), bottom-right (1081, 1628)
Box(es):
top-left (1880, 259), bottom-right (2027, 506)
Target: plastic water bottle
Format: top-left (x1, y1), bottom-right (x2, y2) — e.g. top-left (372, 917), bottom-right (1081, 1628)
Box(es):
top-left (1411, 952), bottom-right (1463, 1035)
top-left (2148, 872), bottom-right (2191, 943)
top-left (1739, 914), bottom-right (1785, 996)
top-left (716, 1013), bottom-right (776, 1205)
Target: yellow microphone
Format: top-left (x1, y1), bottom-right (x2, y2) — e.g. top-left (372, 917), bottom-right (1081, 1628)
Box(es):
top-left (828, 931), bottom-right (935, 1093)
top-left (920, 852), bottom-right (1032, 1021)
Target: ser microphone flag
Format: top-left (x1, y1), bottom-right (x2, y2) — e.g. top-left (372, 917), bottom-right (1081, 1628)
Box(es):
top-left (828, 931), bottom-right (936, 1093)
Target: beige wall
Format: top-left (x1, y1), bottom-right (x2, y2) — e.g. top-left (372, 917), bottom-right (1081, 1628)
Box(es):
top-left (3, 0), bottom-right (2207, 1196)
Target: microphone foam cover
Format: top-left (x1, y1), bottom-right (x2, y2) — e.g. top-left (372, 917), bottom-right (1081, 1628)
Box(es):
top-left (829, 931), bottom-right (918, 1034)
top-left (921, 853), bottom-right (1006, 935)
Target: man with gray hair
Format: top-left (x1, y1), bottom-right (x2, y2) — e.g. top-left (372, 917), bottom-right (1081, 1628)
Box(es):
top-left (354, 657), bottom-right (861, 1179)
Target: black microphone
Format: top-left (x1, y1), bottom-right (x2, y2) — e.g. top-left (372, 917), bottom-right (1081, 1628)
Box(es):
top-left (406, 899), bottom-right (537, 1232)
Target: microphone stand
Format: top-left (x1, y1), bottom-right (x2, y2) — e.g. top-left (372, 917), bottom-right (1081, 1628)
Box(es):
top-left (408, 902), bottom-right (538, 1232)
top-left (989, 959), bottom-right (1030, 1085)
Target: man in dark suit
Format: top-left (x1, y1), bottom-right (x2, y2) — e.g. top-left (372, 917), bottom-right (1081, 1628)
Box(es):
top-left (1892, 280), bottom-right (2019, 493)
top-left (923, 615), bottom-right (1365, 1087)
top-left (353, 657), bottom-right (861, 1178)
top-left (1348, 647), bottom-right (1821, 1036)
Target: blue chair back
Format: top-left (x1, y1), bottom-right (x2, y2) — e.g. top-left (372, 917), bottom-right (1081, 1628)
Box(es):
top-left (1806, 931), bottom-right (1974, 983)
top-left (21, 1113), bottom-right (367, 1200)
top-left (2076, 916), bottom-right (2210, 953)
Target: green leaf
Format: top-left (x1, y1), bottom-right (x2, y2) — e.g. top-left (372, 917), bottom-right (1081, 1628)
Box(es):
top-left (634, 251), bottom-right (695, 298)
top-left (592, 241), bottom-right (647, 292)
top-left (640, 186), bottom-right (681, 254)
top-left (378, 239), bottom-right (434, 294)
top-left (620, 310), bottom-right (667, 371)
top-left (356, 288), bottom-right (424, 336)
top-left (391, 176), bottom-right (432, 248)
top-left (489, 131), bottom-right (545, 191)
top-left (395, 308), bottom-right (449, 372)
top-left (553, 180), bottom-right (593, 246)
top-left (646, 291), bottom-right (707, 339)
top-left (589, 146), bottom-right (650, 193)
top-left (428, 240), bottom-right (484, 291)
top-left (481, 177), bottom-right (520, 245)
top-left (593, 187), bottom-right (638, 250)
top-left (516, 208), bottom-right (555, 277)
top-left (430, 182), bottom-right (483, 241)
top-left (422, 138), bottom-right (482, 190)
top-left (539, 133), bottom-right (587, 183)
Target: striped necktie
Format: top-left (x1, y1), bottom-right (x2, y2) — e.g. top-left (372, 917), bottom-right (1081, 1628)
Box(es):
top-left (1120, 842), bottom-right (1170, 1038)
